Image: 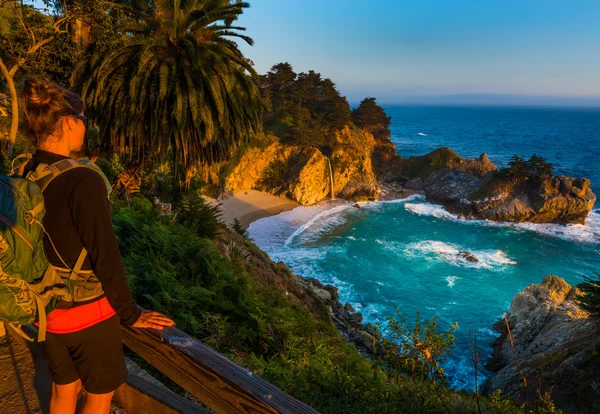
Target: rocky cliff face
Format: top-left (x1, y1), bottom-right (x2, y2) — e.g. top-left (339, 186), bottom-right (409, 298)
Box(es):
top-left (483, 276), bottom-right (600, 413)
top-left (403, 149), bottom-right (596, 224)
top-left (225, 126), bottom-right (380, 205)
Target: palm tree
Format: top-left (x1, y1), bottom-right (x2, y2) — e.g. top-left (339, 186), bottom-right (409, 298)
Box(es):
top-left (78, 0), bottom-right (262, 181)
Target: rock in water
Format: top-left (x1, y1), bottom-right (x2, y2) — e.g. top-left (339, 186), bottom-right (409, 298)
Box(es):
top-left (458, 250), bottom-right (479, 262)
top-left (402, 148), bottom-right (596, 225)
top-left (483, 275), bottom-right (600, 412)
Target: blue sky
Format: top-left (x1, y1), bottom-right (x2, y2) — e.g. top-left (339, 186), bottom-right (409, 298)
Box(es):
top-left (234, 0), bottom-right (600, 104)
top-left (30, 0), bottom-right (600, 104)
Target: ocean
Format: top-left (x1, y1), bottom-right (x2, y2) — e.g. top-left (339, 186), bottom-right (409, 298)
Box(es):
top-left (247, 105), bottom-right (600, 390)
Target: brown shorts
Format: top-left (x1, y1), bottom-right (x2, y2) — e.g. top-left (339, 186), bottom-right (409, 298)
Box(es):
top-left (43, 314), bottom-right (128, 394)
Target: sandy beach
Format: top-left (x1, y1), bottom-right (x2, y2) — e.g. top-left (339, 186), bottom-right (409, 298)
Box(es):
top-left (204, 189), bottom-right (300, 229)
top-left (205, 185), bottom-right (425, 230)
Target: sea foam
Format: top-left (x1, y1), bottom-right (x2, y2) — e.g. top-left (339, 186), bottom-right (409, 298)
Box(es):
top-left (446, 276), bottom-right (460, 287)
top-left (404, 240), bottom-right (517, 270)
top-left (405, 198), bottom-right (600, 244)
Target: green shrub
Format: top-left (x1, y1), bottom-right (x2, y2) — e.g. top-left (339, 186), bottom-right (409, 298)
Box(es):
top-left (175, 190), bottom-right (224, 239)
top-left (577, 274), bottom-right (600, 316)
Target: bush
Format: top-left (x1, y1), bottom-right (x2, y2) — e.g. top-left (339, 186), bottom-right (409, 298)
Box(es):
top-left (175, 190), bottom-right (224, 239)
top-left (577, 274), bottom-right (600, 316)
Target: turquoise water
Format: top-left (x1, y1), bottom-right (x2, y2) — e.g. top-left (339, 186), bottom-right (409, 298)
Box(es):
top-left (248, 106), bottom-right (600, 390)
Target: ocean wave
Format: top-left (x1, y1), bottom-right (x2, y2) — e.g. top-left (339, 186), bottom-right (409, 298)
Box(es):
top-left (284, 204), bottom-right (353, 246)
top-left (404, 240), bottom-right (517, 270)
top-left (378, 193), bottom-right (424, 204)
top-left (250, 194), bottom-right (426, 250)
top-left (405, 202), bottom-right (457, 219)
top-left (418, 132), bottom-right (428, 136)
top-left (446, 276), bottom-right (460, 287)
top-left (404, 201), bottom-right (600, 244)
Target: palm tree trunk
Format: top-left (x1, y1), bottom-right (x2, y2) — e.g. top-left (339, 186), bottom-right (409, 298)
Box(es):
top-left (0, 57), bottom-right (18, 157)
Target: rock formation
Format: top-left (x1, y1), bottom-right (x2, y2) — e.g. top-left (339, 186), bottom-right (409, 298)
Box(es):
top-left (403, 149), bottom-right (596, 224)
top-left (295, 276), bottom-right (383, 359)
top-left (225, 126), bottom-right (380, 205)
top-left (483, 275), bottom-right (600, 413)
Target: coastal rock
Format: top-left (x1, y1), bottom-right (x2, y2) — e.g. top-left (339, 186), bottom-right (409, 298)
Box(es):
top-left (225, 140), bottom-right (329, 205)
top-left (298, 276), bottom-right (384, 358)
top-left (401, 148), bottom-right (498, 180)
top-left (483, 275), bottom-right (600, 412)
top-left (349, 312), bottom-right (363, 324)
top-left (458, 250), bottom-right (479, 262)
top-left (225, 126), bottom-right (380, 205)
top-left (406, 168), bottom-right (480, 205)
top-left (329, 126), bottom-right (381, 201)
top-left (402, 149), bottom-right (596, 225)
top-left (469, 175), bottom-right (596, 224)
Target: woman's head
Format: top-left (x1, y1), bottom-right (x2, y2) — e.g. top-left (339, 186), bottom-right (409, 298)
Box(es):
top-left (19, 76), bottom-right (86, 154)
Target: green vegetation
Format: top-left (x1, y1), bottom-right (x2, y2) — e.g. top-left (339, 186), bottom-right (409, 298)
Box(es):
top-left (507, 154), bottom-right (554, 182)
top-left (400, 147), bottom-right (463, 179)
top-left (351, 97), bottom-right (392, 140)
top-left (259, 62), bottom-right (351, 147)
top-left (577, 274), bottom-right (600, 316)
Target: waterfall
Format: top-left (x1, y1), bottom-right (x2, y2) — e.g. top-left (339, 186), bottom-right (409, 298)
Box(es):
top-left (326, 157), bottom-right (335, 200)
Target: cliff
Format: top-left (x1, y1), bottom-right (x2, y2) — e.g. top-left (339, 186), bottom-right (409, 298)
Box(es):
top-left (483, 276), bottom-right (600, 413)
top-left (403, 149), bottom-right (596, 224)
top-left (225, 126), bottom-right (380, 205)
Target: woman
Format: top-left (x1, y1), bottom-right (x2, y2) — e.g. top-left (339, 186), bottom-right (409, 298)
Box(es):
top-left (19, 76), bottom-right (175, 413)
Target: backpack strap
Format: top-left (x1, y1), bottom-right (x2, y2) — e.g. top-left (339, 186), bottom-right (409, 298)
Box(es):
top-left (10, 153), bottom-right (33, 177)
top-left (28, 159), bottom-right (82, 192)
top-left (26, 214), bottom-right (85, 281)
top-left (8, 294), bottom-right (47, 342)
top-left (70, 248), bottom-right (88, 281)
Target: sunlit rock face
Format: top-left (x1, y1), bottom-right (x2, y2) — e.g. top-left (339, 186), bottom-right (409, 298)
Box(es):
top-left (483, 275), bottom-right (600, 412)
top-left (226, 126), bottom-right (380, 205)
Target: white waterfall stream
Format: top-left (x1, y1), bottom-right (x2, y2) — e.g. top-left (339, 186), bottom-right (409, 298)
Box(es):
top-left (326, 157), bottom-right (335, 199)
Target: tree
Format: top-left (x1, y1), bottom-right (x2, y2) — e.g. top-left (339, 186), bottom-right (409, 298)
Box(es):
top-left (78, 0), bottom-right (263, 179)
top-left (259, 62), bottom-right (351, 147)
top-left (527, 154), bottom-right (553, 180)
top-left (507, 154), bottom-right (527, 178)
top-left (0, 0), bottom-right (123, 156)
top-left (506, 154), bottom-right (553, 182)
top-left (351, 97), bottom-right (391, 140)
top-left (0, 1), bottom-right (73, 155)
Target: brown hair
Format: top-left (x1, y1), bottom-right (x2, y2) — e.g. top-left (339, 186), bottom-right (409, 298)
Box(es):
top-left (19, 76), bottom-right (84, 147)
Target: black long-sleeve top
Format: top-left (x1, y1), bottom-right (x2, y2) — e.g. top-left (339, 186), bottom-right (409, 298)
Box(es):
top-left (29, 150), bottom-right (141, 326)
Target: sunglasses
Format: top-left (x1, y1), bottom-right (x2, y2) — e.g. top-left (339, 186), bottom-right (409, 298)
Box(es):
top-left (71, 114), bottom-right (88, 127)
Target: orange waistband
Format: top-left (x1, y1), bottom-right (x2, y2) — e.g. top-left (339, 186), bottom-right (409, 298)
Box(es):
top-left (35, 296), bottom-right (116, 334)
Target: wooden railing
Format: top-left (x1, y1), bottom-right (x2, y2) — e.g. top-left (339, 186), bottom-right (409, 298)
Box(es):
top-left (121, 324), bottom-right (320, 414)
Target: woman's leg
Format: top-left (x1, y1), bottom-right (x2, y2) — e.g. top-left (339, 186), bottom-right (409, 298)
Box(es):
top-left (49, 379), bottom-right (82, 414)
top-left (81, 390), bottom-right (115, 414)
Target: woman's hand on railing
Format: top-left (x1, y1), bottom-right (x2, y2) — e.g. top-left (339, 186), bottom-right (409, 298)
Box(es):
top-left (132, 310), bottom-right (175, 330)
